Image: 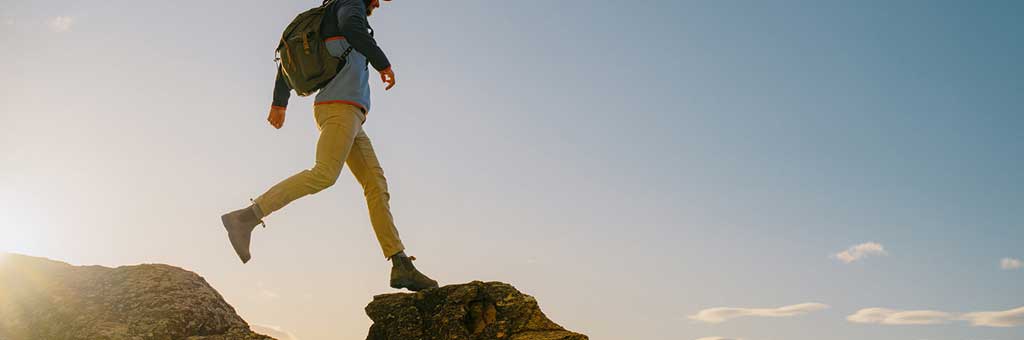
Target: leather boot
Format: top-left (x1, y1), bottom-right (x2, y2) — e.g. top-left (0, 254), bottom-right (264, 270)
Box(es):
top-left (390, 254), bottom-right (439, 291)
top-left (220, 204), bottom-right (263, 264)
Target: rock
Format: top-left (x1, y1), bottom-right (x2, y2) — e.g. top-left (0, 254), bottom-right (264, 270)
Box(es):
top-left (365, 281), bottom-right (587, 340)
top-left (0, 253), bottom-right (273, 340)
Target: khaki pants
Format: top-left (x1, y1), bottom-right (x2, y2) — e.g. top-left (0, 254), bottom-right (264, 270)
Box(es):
top-left (253, 103), bottom-right (405, 258)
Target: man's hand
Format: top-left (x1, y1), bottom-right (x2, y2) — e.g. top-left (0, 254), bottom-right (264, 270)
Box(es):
top-left (268, 106), bottom-right (286, 129)
top-left (379, 67), bottom-right (396, 90)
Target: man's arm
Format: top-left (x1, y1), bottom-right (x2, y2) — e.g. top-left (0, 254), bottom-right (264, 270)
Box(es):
top-left (337, 0), bottom-right (391, 71)
top-left (272, 66), bottom-right (291, 109)
top-left (268, 66), bottom-right (290, 129)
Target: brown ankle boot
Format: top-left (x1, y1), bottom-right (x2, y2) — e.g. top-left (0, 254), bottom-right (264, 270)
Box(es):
top-left (220, 204), bottom-right (263, 264)
top-left (390, 254), bottom-right (439, 291)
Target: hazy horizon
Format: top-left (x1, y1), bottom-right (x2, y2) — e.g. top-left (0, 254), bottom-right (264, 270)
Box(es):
top-left (2, 1), bottom-right (1022, 340)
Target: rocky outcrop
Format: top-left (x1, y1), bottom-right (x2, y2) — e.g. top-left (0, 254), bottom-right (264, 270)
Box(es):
top-left (365, 281), bottom-right (587, 340)
top-left (0, 253), bottom-right (273, 340)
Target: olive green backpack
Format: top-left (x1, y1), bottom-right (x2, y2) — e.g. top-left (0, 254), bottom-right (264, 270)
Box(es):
top-left (275, 0), bottom-right (352, 96)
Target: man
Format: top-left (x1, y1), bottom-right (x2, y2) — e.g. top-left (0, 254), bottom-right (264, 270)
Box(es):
top-left (220, 0), bottom-right (438, 292)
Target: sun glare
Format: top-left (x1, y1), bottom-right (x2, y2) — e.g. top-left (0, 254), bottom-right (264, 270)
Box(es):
top-left (0, 199), bottom-right (44, 259)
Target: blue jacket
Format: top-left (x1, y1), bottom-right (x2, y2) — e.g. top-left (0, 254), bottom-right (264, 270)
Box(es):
top-left (271, 0), bottom-right (390, 113)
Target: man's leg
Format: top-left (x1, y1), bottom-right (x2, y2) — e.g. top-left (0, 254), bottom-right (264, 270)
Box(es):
top-left (347, 129), bottom-right (438, 291)
top-left (222, 104), bottom-right (364, 263)
top-left (346, 129), bottom-right (405, 259)
top-left (253, 104), bottom-right (364, 216)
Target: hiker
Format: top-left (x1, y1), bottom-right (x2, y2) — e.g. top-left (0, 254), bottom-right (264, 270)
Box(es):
top-left (220, 0), bottom-right (438, 292)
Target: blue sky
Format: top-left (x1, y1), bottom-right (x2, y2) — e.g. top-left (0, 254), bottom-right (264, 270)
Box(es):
top-left (1, 1), bottom-right (1022, 340)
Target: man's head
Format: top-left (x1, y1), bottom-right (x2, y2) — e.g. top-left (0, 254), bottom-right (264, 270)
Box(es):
top-left (366, 0), bottom-right (381, 16)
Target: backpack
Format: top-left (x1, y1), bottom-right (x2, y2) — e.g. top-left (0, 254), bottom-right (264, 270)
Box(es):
top-left (275, 0), bottom-right (352, 96)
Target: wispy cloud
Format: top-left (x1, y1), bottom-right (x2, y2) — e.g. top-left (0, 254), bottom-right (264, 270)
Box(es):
top-left (833, 242), bottom-right (887, 263)
top-left (47, 16), bottom-right (74, 32)
top-left (1001, 258), bottom-right (1022, 270)
top-left (961, 306), bottom-right (1024, 327)
top-left (256, 281), bottom-right (279, 299)
top-left (689, 303), bottom-right (829, 323)
top-left (251, 324), bottom-right (299, 340)
top-left (847, 308), bottom-right (954, 325)
top-left (848, 306), bottom-right (1024, 327)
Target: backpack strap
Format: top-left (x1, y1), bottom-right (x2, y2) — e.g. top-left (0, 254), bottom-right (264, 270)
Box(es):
top-left (340, 46), bottom-right (355, 60)
top-left (337, 45), bottom-right (356, 71)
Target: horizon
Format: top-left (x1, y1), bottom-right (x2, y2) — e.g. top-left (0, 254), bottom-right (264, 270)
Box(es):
top-left (2, 1), bottom-right (1023, 340)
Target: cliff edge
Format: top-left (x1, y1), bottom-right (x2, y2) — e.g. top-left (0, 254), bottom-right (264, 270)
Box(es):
top-left (0, 253), bottom-right (272, 340)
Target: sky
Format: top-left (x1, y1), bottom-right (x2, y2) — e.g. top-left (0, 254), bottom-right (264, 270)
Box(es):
top-left (1, 1), bottom-right (1023, 340)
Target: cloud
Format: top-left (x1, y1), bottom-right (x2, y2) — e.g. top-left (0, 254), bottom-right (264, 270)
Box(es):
top-left (847, 306), bottom-right (1024, 328)
top-left (250, 324), bottom-right (299, 340)
top-left (1001, 258), bottom-right (1022, 270)
top-left (961, 306), bottom-right (1024, 327)
top-left (696, 337), bottom-right (742, 340)
top-left (847, 308), bottom-right (955, 325)
top-left (256, 281), bottom-right (279, 299)
top-left (689, 303), bottom-right (829, 323)
top-left (833, 242), bottom-right (887, 263)
top-left (47, 16), bottom-right (74, 32)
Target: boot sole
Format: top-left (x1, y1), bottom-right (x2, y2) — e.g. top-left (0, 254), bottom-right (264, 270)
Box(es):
top-left (390, 278), bottom-right (439, 291)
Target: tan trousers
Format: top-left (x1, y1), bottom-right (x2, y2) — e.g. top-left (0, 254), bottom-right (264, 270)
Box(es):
top-left (253, 103), bottom-right (405, 258)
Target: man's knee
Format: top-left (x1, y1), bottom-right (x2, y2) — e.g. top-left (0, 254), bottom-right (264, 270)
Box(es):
top-left (363, 179), bottom-right (390, 201)
top-left (307, 166), bottom-right (341, 192)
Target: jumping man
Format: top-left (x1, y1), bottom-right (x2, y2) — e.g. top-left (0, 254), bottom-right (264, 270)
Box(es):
top-left (220, 0), bottom-right (438, 292)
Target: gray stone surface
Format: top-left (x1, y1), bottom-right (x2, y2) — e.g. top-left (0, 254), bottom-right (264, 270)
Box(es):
top-left (0, 254), bottom-right (273, 340)
top-left (365, 281), bottom-right (587, 340)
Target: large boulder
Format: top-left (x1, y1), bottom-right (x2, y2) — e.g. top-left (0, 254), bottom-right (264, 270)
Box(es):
top-left (0, 253), bottom-right (273, 340)
top-left (365, 281), bottom-right (587, 340)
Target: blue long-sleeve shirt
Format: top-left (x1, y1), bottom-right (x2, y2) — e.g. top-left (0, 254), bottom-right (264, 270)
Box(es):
top-left (271, 0), bottom-right (390, 113)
